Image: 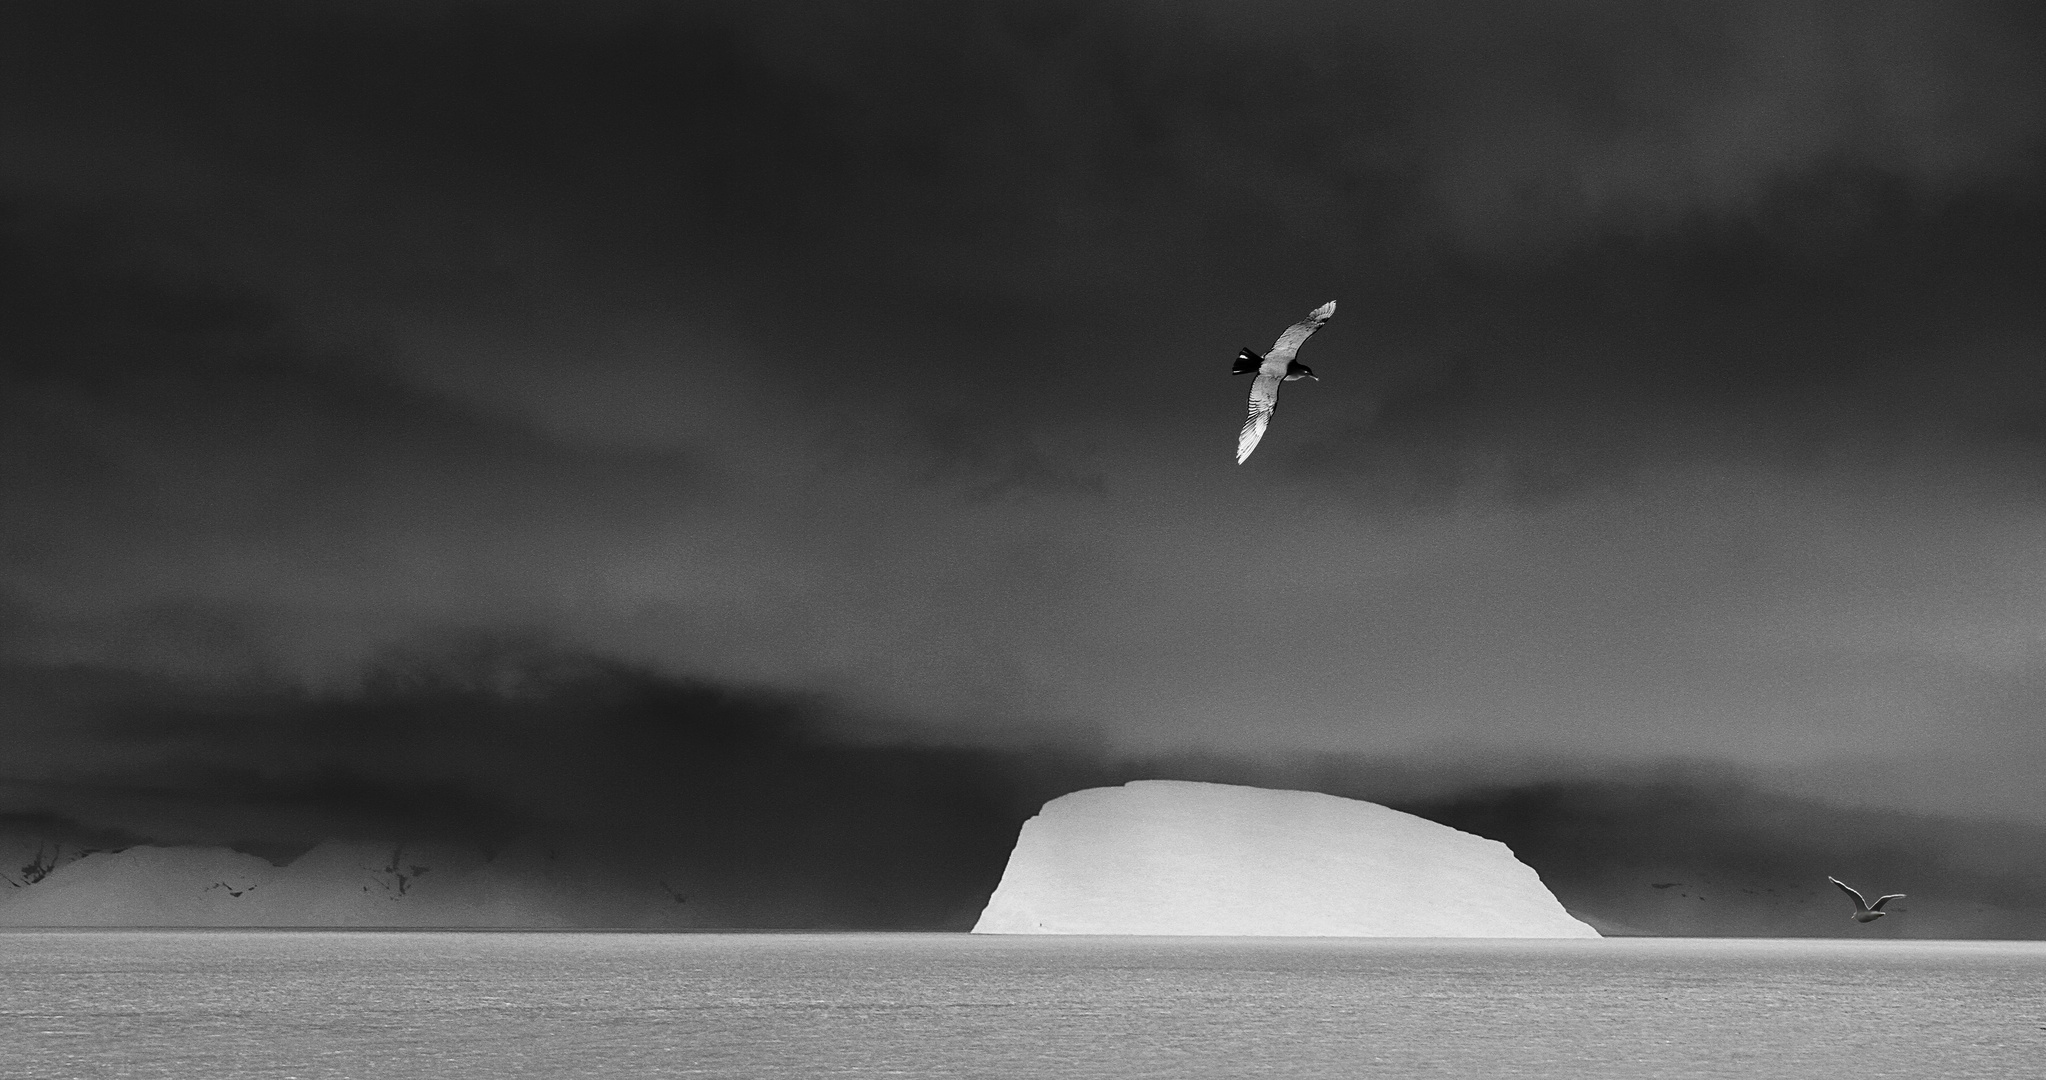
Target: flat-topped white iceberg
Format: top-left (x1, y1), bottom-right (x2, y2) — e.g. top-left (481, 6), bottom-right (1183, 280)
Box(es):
top-left (973, 780), bottom-right (1598, 937)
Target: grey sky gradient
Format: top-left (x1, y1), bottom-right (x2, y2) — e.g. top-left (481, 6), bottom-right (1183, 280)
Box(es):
top-left (4, 0), bottom-right (2046, 860)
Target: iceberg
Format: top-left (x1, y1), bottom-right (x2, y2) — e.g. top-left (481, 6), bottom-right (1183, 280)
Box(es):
top-left (972, 781), bottom-right (1599, 937)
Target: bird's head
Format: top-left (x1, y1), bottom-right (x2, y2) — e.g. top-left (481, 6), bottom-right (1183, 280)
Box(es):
top-left (1285, 363), bottom-right (1318, 382)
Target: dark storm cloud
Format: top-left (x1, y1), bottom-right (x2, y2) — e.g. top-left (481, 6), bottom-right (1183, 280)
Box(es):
top-left (6, 0), bottom-right (2040, 443)
top-left (3, 0), bottom-right (2046, 856)
top-left (14, 1), bottom-right (2037, 289)
top-left (0, 200), bottom-right (720, 680)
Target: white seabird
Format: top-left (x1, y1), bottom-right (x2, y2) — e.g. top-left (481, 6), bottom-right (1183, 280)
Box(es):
top-left (1233, 300), bottom-right (1335, 463)
top-left (1829, 876), bottom-right (1905, 923)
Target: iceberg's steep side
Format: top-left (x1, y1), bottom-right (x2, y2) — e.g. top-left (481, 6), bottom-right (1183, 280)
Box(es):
top-left (973, 780), bottom-right (1599, 937)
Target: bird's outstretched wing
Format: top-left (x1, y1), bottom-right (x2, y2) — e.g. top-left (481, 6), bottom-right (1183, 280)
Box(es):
top-left (1237, 372), bottom-right (1282, 463)
top-left (1265, 300), bottom-right (1337, 365)
top-left (1829, 876), bottom-right (1870, 912)
top-left (1871, 894), bottom-right (1905, 911)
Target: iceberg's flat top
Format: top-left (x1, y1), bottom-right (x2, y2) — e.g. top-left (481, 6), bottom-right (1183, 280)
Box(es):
top-left (973, 780), bottom-right (1598, 937)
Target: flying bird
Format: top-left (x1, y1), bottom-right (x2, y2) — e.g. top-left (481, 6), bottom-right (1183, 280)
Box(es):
top-left (1234, 300), bottom-right (1335, 463)
top-left (1829, 876), bottom-right (1905, 923)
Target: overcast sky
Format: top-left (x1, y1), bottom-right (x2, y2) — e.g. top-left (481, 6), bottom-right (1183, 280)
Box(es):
top-left (4, 0), bottom-right (2046, 865)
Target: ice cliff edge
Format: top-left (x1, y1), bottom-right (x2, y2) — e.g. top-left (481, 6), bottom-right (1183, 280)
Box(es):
top-left (972, 781), bottom-right (1599, 937)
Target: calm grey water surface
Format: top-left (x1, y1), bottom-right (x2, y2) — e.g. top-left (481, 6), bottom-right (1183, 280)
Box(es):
top-left (2, 931), bottom-right (2042, 1078)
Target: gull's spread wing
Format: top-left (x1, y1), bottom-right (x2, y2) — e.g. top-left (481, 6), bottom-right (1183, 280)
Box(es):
top-left (1237, 372), bottom-right (1282, 463)
top-left (1829, 876), bottom-right (1870, 911)
top-left (1265, 300), bottom-right (1337, 365)
top-left (1870, 894), bottom-right (1905, 911)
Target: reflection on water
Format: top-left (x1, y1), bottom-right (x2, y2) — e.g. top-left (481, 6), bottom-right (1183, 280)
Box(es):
top-left (3, 932), bottom-right (2042, 1078)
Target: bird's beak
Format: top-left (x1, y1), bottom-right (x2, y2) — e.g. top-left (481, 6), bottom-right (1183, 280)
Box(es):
top-left (1307, 374), bottom-right (1320, 381)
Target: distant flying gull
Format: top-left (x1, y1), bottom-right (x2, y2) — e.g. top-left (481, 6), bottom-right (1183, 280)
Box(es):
top-left (1829, 876), bottom-right (1905, 923)
top-left (1234, 300), bottom-right (1335, 463)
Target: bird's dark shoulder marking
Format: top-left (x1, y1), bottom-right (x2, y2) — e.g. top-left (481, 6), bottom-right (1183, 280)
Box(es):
top-left (1233, 349), bottom-right (1263, 375)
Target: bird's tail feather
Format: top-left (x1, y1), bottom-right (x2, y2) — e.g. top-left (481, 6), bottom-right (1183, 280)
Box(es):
top-left (1232, 349), bottom-right (1263, 375)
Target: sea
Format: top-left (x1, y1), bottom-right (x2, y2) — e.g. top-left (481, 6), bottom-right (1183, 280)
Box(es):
top-left (2, 931), bottom-right (2041, 1078)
